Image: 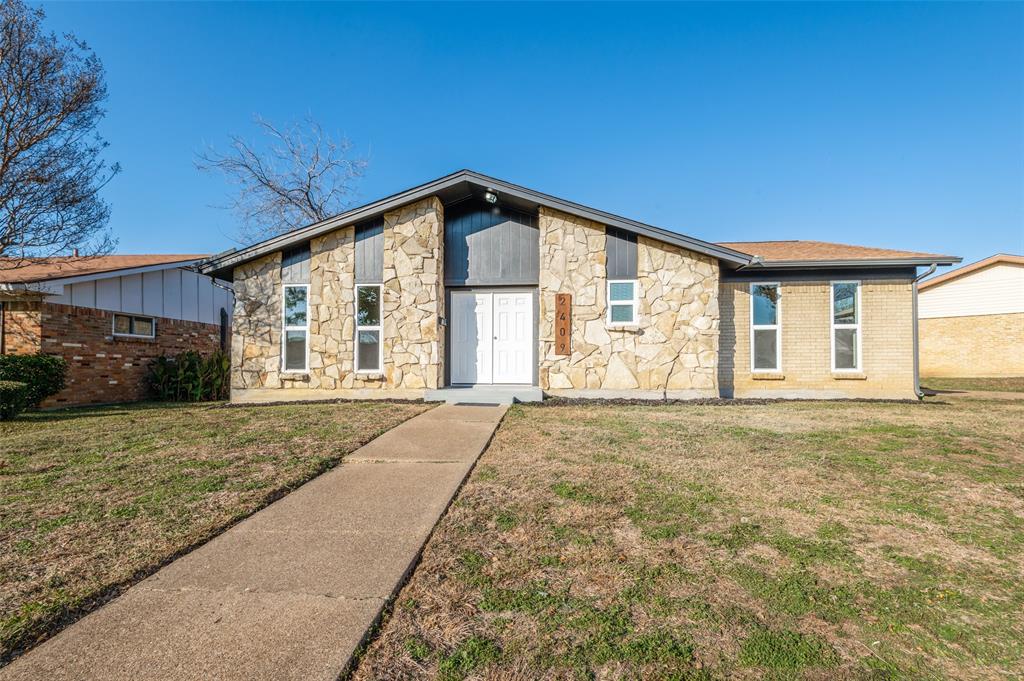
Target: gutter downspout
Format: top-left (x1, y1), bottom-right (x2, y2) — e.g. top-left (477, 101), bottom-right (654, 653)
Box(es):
top-left (912, 263), bottom-right (938, 399)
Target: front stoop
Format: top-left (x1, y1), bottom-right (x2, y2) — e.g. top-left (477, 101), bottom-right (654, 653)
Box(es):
top-left (424, 385), bottom-right (544, 405)
top-left (0, 404), bottom-right (507, 681)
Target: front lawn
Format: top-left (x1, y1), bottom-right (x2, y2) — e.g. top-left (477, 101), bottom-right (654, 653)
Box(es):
top-left (0, 400), bottom-right (429, 664)
top-left (356, 397), bottom-right (1024, 679)
top-left (922, 376), bottom-right (1024, 393)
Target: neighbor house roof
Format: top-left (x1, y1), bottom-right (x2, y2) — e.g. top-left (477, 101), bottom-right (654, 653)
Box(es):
top-left (198, 170), bottom-right (754, 279)
top-left (918, 253), bottom-right (1024, 291)
top-left (0, 255), bottom-right (206, 285)
top-left (717, 240), bottom-right (960, 268)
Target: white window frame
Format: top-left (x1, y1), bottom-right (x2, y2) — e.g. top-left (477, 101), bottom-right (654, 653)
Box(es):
top-left (112, 313), bottom-right (156, 339)
top-left (355, 284), bottom-right (383, 374)
top-left (749, 282), bottom-right (782, 373)
top-left (831, 280), bottom-right (862, 372)
top-left (281, 283), bottom-right (309, 374)
top-left (606, 279), bottom-right (639, 327)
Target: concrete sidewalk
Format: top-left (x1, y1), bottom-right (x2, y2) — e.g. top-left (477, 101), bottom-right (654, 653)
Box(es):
top-left (1, 404), bottom-right (507, 681)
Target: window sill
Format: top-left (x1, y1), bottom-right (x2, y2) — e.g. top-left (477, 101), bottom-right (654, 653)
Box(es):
top-left (607, 324), bottom-right (640, 332)
top-left (110, 335), bottom-right (157, 343)
top-left (281, 372), bottom-right (310, 380)
top-left (832, 372), bottom-right (867, 381)
top-left (751, 373), bottom-right (785, 381)
top-left (355, 372), bottom-right (384, 380)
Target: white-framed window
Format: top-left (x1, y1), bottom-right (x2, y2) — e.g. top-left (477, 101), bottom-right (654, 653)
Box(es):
top-left (750, 283), bottom-right (781, 372)
top-left (355, 284), bottom-right (382, 373)
top-left (607, 279), bottom-right (638, 326)
top-left (112, 313), bottom-right (156, 338)
top-left (282, 284), bottom-right (309, 373)
top-left (831, 281), bottom-right (861, 372)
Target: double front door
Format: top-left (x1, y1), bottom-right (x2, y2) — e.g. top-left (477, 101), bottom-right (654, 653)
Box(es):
top-left (450, 291), bottom-right (533, 385)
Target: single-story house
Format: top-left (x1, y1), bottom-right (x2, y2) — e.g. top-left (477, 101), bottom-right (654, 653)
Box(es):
top-left (199, 170), bottom-right (960, 402)
top-left (918, 254), bottom-right (1024, 378)
top-left (0, 255), bottom-right (233, 407)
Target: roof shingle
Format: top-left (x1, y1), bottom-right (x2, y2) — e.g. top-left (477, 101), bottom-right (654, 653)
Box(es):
top-left (716, 240), bottom-right (956, 264)
top-left (0, 255), bottom-right (206, 284)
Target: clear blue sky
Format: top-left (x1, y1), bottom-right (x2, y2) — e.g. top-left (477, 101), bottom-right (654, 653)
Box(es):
top-left (41, 2), bottom-right (1024, 270)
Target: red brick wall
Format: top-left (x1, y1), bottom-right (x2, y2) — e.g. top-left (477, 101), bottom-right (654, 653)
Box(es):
top-left (21, 303), bottom-right (224, 408)
top-left (1, 301), bottom-right (43, 354)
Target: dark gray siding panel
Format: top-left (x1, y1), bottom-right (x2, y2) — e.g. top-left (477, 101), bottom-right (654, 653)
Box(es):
top-left (606, 226), bottom-right (637, 279)
top-left (281, 245), bottom-right (310, 283)
top-left (355, 219), bottom-right (384, 283)
top-left (444, 201), bottom-right (539, 286)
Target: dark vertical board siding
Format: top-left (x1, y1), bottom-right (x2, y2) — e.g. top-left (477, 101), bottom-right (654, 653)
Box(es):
top-left (355, 219), bottom-right (384, 283)
top-left (281, 244), bottom-right (311, 283)
top-left (444, 200), bottom-right (539, 286)
top-left (606, 226), bottom-right (637, 279)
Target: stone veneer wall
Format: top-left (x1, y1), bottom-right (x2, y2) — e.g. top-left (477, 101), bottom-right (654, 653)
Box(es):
top-left (382, 197), bottom-right (444, 390)
top-left (719, 280), bottom-right (916, 398)
top-left (229, 196), bottom-right (444, 395)
top-left (919, 312), bottom-right (1024, 378)
top-left (538, 207), bottom-right (720, 396)
top-left (231, 252), bottom-right (283, 390)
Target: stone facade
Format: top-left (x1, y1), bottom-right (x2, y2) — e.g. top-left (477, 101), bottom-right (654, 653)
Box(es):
top-left (538, 207), bottom-right (720, 397)
top-left (2, 301), bottom-right (222, 408)
top-left (382, 197), bottom-right (445, 390)
top-left (919, 312), bottom-right (1024, 377)
top-left (229, 196), bottom-right (445, 397)
top-left (719, 280), bottom-right (917, 398)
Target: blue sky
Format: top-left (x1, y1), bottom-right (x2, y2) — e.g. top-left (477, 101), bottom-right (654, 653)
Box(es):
top-left (41, 2), bottom-right (1024, 269)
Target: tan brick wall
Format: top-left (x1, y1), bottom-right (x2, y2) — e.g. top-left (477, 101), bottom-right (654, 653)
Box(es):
top-left (720, 280), bottom-right (916, 399)
top-left (538, 207), bottom-right (719, 397)
top-left (919, 312), bottom-right (1024, 377)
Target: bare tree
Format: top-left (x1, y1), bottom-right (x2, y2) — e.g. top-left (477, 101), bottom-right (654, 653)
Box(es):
top-left (0, 0), bottom-right (118, 266)
top-left (197, 115), bottom-right (367, 245)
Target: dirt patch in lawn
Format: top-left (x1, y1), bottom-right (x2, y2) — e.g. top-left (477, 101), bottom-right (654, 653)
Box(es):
top-left (354, 398), bottom-right (1024, 680)
top-left (0, 400), bottom-right (430, 665)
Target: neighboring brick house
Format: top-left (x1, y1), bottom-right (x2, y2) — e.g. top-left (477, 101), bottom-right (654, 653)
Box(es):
top-left (917, 254), bottom-right (1024, 378)
top-left (0, 255), bottom-right (233, 407)
top-left (198, 170), bottom-right (959, 403)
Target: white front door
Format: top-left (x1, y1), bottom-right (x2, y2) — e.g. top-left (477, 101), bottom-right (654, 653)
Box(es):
top-left (450, 291), bottom-right (533, 385)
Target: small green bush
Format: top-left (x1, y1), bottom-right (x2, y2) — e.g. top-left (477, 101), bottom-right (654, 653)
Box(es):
top-left (0, 353), bottom-right (67, 406)
top-left (147, 350), bottom-right (230, 402)
top-left (0, 380), bottom-right (29, 420)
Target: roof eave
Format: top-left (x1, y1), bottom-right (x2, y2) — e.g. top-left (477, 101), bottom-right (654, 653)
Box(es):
top-left (198, 170), bottom-right (752, 277)
top-left (749, 256), bottom-right (962, 269)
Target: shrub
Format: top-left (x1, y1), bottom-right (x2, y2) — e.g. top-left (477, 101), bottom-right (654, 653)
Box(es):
top-left (147, 350), bottom-right (230, 402)
top-left (0, 380), bottom-right (29, 420)
top-left (0, 353), bottom-right (67, 406)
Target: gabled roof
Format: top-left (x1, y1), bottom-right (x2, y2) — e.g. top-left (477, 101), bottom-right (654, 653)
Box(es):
top-left (0, 255), bottom-right (206, 285)
top-left (717, 240), bottom-right (960, 268)
top-left (198, 170), bottom-right (754, 278)
top-left (918, 253), bottom-right (1023, 291)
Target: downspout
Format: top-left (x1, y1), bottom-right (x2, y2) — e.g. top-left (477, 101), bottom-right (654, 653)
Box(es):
top-left (912, 263), bottom-right (938, 399)
top-left (0, 301), bottom-right (5, 355)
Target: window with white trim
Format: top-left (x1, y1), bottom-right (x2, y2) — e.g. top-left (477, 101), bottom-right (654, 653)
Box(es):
top-left (282, 284), bottom-right (309, 372)
top-left (355, 284), bottom-right (382, 373)
top-left (112, 313), bottom-right (156, 338)
top-left (607, 280), bottom-right (638, 326)
top-left (832, 281), bottom-right (861, 371)
top-left (750, 283), bottom-right (781, 371)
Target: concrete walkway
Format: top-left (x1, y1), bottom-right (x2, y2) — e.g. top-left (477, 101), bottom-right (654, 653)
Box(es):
top-left (2, 404), bottom-right (507, 681)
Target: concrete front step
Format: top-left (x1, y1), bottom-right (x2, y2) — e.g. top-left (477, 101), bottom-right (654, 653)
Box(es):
top-left (424, 385), bottom-right (544, 405)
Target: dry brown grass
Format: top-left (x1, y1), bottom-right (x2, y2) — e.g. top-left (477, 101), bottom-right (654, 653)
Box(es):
top-left (0, 399), bottom-right (430, 664)
top-left (922, 376), bottom-right (1024, 393)
top-left (355, 396), bottom-right (1024, 680)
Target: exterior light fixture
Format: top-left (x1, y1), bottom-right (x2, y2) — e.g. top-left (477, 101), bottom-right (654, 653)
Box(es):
top-left (483, 189), bottom-right (498, 204)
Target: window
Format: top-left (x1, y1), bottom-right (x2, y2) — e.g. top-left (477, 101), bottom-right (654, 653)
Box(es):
top-left (750, 283), bottom-right (781, 371)
top-left (282, 284), bottom-right (308, 372)
top-left (832, 281), bottom-right (861, 371)
top-left (112, 313), bottom-right (156, 338)
top-left (607, 280), bottom-right (638, 326)
top-left (355, 284), bottom-right (382, 372)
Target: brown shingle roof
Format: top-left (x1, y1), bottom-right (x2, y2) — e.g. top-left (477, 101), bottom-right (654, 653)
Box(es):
top-left (716, 240), bottom-right (956, 264)
top-left (918, 253), bottom-right (1024, 291)
top-left (0, 255), bottom-right (206, 284)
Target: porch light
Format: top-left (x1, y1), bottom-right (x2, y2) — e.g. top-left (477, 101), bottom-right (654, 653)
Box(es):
top-left (483, 189), bottom-right (498, 204)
